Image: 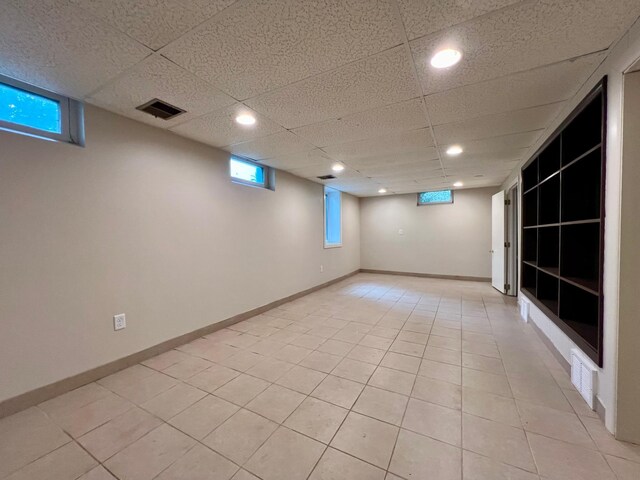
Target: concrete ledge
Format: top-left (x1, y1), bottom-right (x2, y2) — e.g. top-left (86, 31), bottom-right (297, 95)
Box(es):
top-left (0, 270), bottom-right (359, 419)
top-left (360, 268), bottom-right (491, 283)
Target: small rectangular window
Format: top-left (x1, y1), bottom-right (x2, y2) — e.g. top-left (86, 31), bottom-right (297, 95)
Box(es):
top-left (324, 186), bottom-right (342, 248)
top-left (418, 190), bottom-right (453, 205)
top-left (230, 156), bottom-right (273, 189)
top-left (0, 74), bottom-right (84, 145)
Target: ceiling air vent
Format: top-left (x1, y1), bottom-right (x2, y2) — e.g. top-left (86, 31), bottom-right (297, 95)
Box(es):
top-left (317, 175), bottom-right (336, 180)
top-left (136, 98), bottom-right (185, 120)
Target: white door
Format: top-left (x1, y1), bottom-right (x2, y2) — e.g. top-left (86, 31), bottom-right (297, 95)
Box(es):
top-left (491, 191), bottom-right (506, 293)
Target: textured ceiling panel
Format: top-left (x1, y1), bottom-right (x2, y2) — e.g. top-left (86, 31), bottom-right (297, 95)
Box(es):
top-left (71, 0), bottom-right (238, 50)
top-left (162, 0), bottom-right (402, 100)
top-left (0, 0), bottom-right (151, 97)
top-left (396, 0), bottom-right (519, 40)
top-left (227, 131), bottom-right (316, 160)
top-left (245, 46), bottom-right (419, 129)
top-left (344, 149), bottom-right (440, 170)
top-left (442, 148), bottom-right (527, 168)
top-left (433, 103), bottom-right (562, 144)
top-left (323, 128), bottom-right (435, 163)
top-left (358, 161), bottom-right (443, 178)
top-left (438, 132), bottom-right (541, 157)
top-left (425, 52), bottom-right (606, 125)
top-left (410, 0), bottom-right (640, 94)
top-left (260, 148), bottom-right (334, 171)
top-left (291, 98), bottom-right (426, 148)
top-left (170, 104), bottom-right (284, 147)
top-left (87, 55), bottom-right (235, 128)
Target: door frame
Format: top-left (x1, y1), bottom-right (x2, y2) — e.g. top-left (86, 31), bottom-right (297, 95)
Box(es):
top-left (506, 182), bottom-right (519, 296)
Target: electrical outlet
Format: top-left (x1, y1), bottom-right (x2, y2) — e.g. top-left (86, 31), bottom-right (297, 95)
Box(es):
top-left (113, 313), bottom-right (126, 331)
top-left (320, 265), bottom-right (324, 272)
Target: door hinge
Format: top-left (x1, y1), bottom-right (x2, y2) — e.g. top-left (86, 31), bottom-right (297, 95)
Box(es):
top-left (505, 199), bottom-right (511, 206)
top-left (504, 283), bottom-right (510, 291)
top-left (504, 241), bottom-right (511, 248)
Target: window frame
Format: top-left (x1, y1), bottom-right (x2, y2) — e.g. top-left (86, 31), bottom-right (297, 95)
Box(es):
top-left (0, 74), bottom-right (84, 146)
top-left (229, 155), bottom-right (273, 190)
top-left (417, 189), bottom-right (454, 206)
top-left (323, 186), bottom-right (343, 249)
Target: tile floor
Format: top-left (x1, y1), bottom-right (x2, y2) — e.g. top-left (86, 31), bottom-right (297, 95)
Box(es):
top-left (1, 273), bottom-right (640, 480)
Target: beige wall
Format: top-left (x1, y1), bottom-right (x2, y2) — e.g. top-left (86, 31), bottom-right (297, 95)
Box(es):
top-left (0, 105), bottom-right (360, 403)
top-left (360, 187), bottom-right (496, 279)
top-left (501, 17), bottom-right (640, 435)
top-left (617, 69), bottom-right (640, 443)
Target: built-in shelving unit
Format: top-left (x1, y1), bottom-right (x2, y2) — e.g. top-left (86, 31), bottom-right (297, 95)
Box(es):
top-left (521, 77), bottom-right (606, 366)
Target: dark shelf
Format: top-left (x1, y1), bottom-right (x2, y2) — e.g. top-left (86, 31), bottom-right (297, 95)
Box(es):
top-left (520, 77), bottom-right (606, 367)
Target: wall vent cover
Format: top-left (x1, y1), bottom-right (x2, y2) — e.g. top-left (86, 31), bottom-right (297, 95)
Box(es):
top-left (136, 99), bottom-right (185, 120)
top-left (317, 175), bottom-right (336, 180)
top-left (570, 348), bottom-right (597, 409)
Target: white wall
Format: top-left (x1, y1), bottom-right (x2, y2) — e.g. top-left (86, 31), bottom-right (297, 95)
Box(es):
top-left (501, 17), bottom-right (640, 435)
top-left (0, 105), bottom-right (360, 403)
top-left (360, 187), bottom-right (496, 279)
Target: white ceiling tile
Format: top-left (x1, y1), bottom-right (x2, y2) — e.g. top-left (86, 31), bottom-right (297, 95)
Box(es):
top-left (245, 46), bottom-right (419, 128)
top-left (323, 128), bottom-right (435, 163)
top-left (439, 131), bottom-right (542, 156)
top-left (227, 131), bottom-right (316, 160)
top-left (344, 150), bottom-right (440, 170)
top-left (291, 98), bottom-right (426, 147)
top-left (71, 0), bottom-right (237, 50)
top-left (358, 161), bottom-right (443, 178)
top-left (425, 52), bottom-right (606, 125)
top-left (162, 0), bottom-right (402, 100)
top-left (443, 150), bottom-right (526, 168)
top-left (410, 0), bottom-right (640, 94)
top-left (87, 55), bottom-right (235, 128)
top-left (286, 162), bottom-right (360, 180)
top-left (433, 103), bottom-right (562, 144)
top-left (396, 0), bottom-right (519, 40)
top-left (170, 103), bottom-right (284, 147)
top-left (0, 0), bottom-right (151, 98)
top-left (260, 148), bottom-right (334, 170)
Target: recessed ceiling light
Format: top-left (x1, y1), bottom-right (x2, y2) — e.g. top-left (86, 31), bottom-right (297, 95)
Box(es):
top-left (235, 113), bottom-right (256, 126)
top-left (378, 188), bottom-right (387, 194)
top-left (430, 48), bottom-right (462, 69)
top-left (332, 163), bottom-right (345, 172)
top-left (453, 181), bottom-right (464, 187)
top-left (446, 145), bottom-right (463, 156)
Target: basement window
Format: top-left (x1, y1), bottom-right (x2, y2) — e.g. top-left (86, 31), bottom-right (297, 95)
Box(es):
top-left (418, 190), bottom-right (453, 205)
top-left (0, 74), bottom-right (84, 146)
top-left (230, 156), bottom-right (273, 189)
top-left (324, 186), bottom-right (342, 248)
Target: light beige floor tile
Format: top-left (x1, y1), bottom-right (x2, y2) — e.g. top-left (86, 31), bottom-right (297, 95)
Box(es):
top-left (200, 344), bottom-right (241, 363)
top-left (232, 470), bottom-right (261, 480)
top-left (353, 386), bottom-right (408, 426)
top-left (307, 326), bottom-right (341, 339)
top-left (245, 357), bottom-right (295, 382)
top-left (218, 351), bottom-right (266, 372)
top-left (331, 357), bottom-right (376, 383)
top-left (104, 424), bottom-right (195, 480)
top-left (605, 454), bottom-right (640, 480)
top-left (359, 335), bottom-right (393, 350)
top-left (169, 395), bottom-right (239, 439)
top-left (463, 368), bottom-right (512, 397)
top-left (509, 377), bottom-right (573, 412)
top-left (517, 400), bottom-right (595, 448)
top-left (245, 427), bottom-right (325, 480)
top-left (389, 429), bottom-right (462, 480)
top-left (203, 409), bottom-right (277, 465)
top-left (186, 365), bottom-right (240, 393)
top-left (155, 443), bottom-right (238, 480)
top-left (312, 374), bottom-right (365, 409)
top-left (309, 447), bottom-right (386, 480)
top-left (77, 466), bottom-right (117, 480)
top-left (412, 376), bottom-right (462, 410)
top-left (462, 331), bottom-right (496, 344)
top-left (141, 349), bottom-right (190, 371)
top-left (380, 351), bottom-right (421, 374)
top-left (246, 384), bottom-right (306, 423)
top-left (110, 371), bottom-right (178, 404)
top-left (38, 383), bottom-right (110, 418)
top-left (222, 334), bottom-right (260, 349)
top-left (332, 329), bottom-right (366, 344)
top-left (272, 344), bottom-right (313, 363)
top-left (528, 432), bottom-right (615, 480)
top-left (290, 334), bottom-right (326, 349)
top-left (389, 339), bottom-right (425, 357)
top-left (300, 351), bottom-right (343, 373)
top-left (162, 356), bottom-right (214, 380)
top-left (396, 330), bottom-right (428, 345)
top-left (6, 442), bottom-right (95, 480)
top-left (428, 335), bottom-right (462, 351)
top-left (56, 393), bottom-right (133, 438)
top-left (463, 387), bottom-right (521, 427)
top-left (463, 450), bottom-right (539, 480)
top-left (463, 414), bottom-right (535, 472)
top-left (0, 407), bottom-right (71, 478)
top-left (403, 397), bottom-right (461, 446)
top-left (423, 346), bottom-right (462, 366)
top-left (141, 382), bottom-right (206, 420)
top-left (248, 339), bottom-right (287, 356)
top-left (462, 340), bottom-right (500, 358)
top-left (275, 365), bottom-right (327, 394)
top-left (284, 397), bottom-right (348, 444)
top-left (368, 366), bottom-right (416, 396)
top-left (213, 374), bottom-right (270, 406)
top-left (563, 389), bottom-right (599, 418)
top-left (581, 416), bottom-right (640, 463)
top-left (462, 352), bottom-right (505, 375)
top-left (347, 345), bottom-right (386, 365)
top-left (331, 412), bottom-right (399, 469)
top-left (78, 406), bottom-right (162, 461)
top-left (97, 365), bottom-right (155, 392)
top-left (418, 359), bottom-right (462, 385)
top-left (430, 326), bottom-right (461, 339)
top-left (317, 339), bottom-right (355, 356)
top-left (369, 326), bottom-right (400, 340)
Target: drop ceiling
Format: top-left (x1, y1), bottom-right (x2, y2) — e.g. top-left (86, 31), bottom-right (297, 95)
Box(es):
top-left (1, 0), bottom-right (639, 196)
